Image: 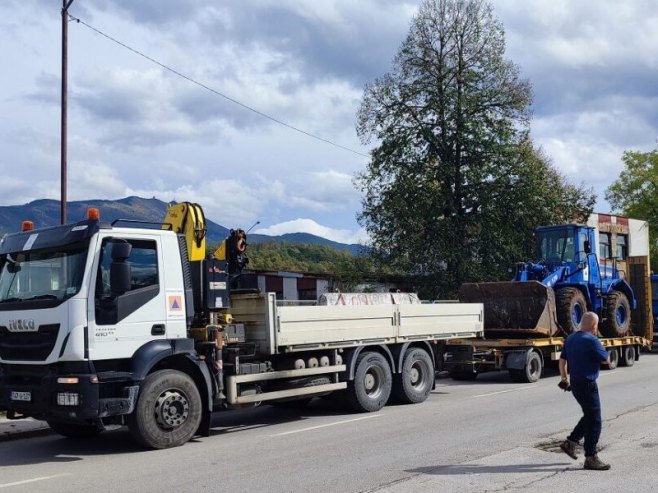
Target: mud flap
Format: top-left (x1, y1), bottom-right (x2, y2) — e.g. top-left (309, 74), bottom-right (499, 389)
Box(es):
top-left (459, 281), bottom-right (559, 337)
top-left (505, 349), bottom-right (533, 370)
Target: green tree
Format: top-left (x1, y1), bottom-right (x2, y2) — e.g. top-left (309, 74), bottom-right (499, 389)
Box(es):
top-left (605, 148), bottom-right (658, 268)
top-left (356, 0), bottom-right (594, 297)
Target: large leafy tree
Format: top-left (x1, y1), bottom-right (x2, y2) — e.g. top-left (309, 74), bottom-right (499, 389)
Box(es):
top-left (605, 148), bottom-right (658, 268)
top-left (356, 0), bottom-right (593, 297)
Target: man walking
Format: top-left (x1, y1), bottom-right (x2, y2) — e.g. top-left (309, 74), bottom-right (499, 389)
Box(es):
top-left (559, 311), bottom-right (611, 470)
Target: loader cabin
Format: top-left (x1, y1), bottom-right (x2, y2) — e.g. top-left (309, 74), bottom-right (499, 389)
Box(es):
top-left (536, 214), bottom-right (647, 269)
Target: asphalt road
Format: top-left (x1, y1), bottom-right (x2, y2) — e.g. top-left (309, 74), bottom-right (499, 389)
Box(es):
top-left (2, 354), bottom-right (658, 493)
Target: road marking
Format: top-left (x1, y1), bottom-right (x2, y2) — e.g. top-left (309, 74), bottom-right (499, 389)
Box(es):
top-left (0, 474), bottom-right (72, 489)
top-left (471, 387), bottom-right (533, 398)
top-left (267, 414), bottom-right (383, 437)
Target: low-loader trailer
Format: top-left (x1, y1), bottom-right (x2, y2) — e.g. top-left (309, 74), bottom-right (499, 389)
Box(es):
top-left (0, 204), bottom-right (483, 448)
top-left (445, 215), bottom-right (653, 382)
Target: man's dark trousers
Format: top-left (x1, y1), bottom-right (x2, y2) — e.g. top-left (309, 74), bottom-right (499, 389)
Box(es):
top-left (568, 379), bottom-right (602, 457)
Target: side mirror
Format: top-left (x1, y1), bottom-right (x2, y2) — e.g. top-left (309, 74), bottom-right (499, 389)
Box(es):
top-left (111, 240), bottom-right (132, 261)
top-left (109, 240), bottom-right (132, 296)
top-left (584, 240), bottom-right (591, 254)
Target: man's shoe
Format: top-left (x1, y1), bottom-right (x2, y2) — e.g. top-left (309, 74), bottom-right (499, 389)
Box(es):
top-left (584, 455), bottom-right (611, 471)
top-left (559, 439), bottom-right (578, 460)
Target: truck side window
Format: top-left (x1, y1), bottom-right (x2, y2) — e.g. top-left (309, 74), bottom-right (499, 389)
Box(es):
top-left (95, 238), bottom-right (159, 325)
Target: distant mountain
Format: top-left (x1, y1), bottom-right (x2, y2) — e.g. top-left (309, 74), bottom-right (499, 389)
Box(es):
top-left (0, 196), bottom-right (363, 254)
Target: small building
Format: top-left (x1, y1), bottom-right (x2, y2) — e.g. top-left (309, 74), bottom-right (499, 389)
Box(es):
top-left (236, 269), bottom-right (414, 301)
top-left (238, 269), bottom-right (333, 301)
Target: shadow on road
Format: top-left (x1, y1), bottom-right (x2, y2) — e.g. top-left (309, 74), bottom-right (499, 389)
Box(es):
top-left (406, 462), bottom-right (571, 475)
top-left (0, 428), bottom-right (143, 466)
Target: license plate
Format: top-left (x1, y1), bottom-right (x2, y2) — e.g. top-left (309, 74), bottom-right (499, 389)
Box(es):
top-left (10, 391), bottom-right (31, 402)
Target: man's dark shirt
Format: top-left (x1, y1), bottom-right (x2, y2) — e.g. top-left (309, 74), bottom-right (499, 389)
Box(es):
top-left (561, 331), bottom-right (609, 381)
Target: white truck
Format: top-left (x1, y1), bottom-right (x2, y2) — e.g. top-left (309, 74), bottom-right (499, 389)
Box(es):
top-left (0, 203), bottom-right (483, 448)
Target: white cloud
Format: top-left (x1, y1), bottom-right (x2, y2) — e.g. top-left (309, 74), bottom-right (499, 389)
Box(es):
top-left (256, 218), bottom-right (366, 244)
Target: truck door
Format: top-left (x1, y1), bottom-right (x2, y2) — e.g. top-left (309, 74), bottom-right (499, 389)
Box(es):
top-left (87, 234), bottom-right (167, 360)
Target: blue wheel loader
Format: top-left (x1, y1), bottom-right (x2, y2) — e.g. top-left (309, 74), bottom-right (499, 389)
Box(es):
top-left (459, 224), bottom-right (636, 338)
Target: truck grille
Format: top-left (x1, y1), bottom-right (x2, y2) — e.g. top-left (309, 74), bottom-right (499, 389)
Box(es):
top-left (0, 324), bottom-right (60, 361)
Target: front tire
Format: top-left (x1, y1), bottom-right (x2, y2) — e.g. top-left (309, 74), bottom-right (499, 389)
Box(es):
top-left (346, 352), bottom-right (392, 412)
top-left (556, 288), bottom-right (587, 334)
top-left (393, 348), bottom-right (434, 404)
top-left (601, 292), bottom-right (631, 337)
top-left (127, 369), bottom-right (202, 449)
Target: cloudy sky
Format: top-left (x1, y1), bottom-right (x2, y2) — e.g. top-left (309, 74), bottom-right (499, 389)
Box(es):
top-left (0, 1), bottom-right (656, 243)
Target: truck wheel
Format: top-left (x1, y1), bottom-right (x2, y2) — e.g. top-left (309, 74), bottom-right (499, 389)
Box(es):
top-left (393, 348), bottom-right (434, 404)
top-left (556, 288), bottom-right (587, 334)
top-left (509, 351), bottom-right (542, 383)
top-left (620, 345), bottom-right (635, 367)
top-left (46, 420), bottom-right (102, 439)
top-left (603, 348), bottom-right (619, 370)
top-left (346, 351), bottom-right (392, 412)
top-left (601, 292), bottom-right (631, 337)
top-left (127, 369), bottom-right (202, 449)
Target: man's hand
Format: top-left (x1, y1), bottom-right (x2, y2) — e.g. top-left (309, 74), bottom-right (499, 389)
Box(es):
top-left (558, 379), bottom-right (571, 392)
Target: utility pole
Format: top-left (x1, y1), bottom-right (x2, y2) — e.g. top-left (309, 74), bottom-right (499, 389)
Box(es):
top-left (61, 0), bottom-right (74, 225)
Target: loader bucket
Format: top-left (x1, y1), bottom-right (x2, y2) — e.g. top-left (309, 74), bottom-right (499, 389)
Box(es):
top-left (458, 281), bottom-right (559, 337)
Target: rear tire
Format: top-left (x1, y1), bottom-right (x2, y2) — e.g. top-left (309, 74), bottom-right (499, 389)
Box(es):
top-left (346, 352), bottom-right (392, 412)
top-left (601, 292), bottom-right (631, 337)
top-left (393, 348), bottom-right (434, 404)
top-left (47, 420), bottom-right (102, 439)
top-left (126, 369), bottom-right (202, 449)
top-left (556, 288), bottom-right (587, 334)
top-left (620, 345), bottom-right (635, 367)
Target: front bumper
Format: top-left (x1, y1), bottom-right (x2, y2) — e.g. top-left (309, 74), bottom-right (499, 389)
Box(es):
top-left (0, 362), bottom-right (136, 422)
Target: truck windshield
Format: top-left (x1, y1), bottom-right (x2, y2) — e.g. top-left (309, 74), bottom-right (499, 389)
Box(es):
top-left (537, 230), bottom-right (575, 263)
top-left (0, 241), bottom-right (89, 305)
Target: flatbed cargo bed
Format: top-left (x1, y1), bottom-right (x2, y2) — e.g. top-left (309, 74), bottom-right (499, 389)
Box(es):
top-left (231, 292), bottom-right (484, 355)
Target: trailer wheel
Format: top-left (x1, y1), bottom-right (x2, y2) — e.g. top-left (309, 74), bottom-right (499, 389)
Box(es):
top-left (393, 348), bottom-right (434, 404)
top-left (509, 351), bottom-right (542, 383)
top-left (603, 348), bottom-right (619, 370)
top-left (556, 288), bottom-right (587, 334)
top-left (346, 351), bottom-right (392, 412)
top-left (601, 292), bottom-right (631, 337)
top-left (46, 420), bottom-right (102, 439)
top-left (127, 369), bottom-right (202, 449)
top-left (619, 345), bottom-right (635, 367)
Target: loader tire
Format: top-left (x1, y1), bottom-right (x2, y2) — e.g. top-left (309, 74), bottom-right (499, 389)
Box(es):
top-left (556, 288), bottom-right (587, 334)
top-left (601, 291), bottom-right (631, 338)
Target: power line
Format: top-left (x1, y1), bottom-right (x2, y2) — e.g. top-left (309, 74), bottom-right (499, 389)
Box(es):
top-left (67, 14), bottom-right (369, 158)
